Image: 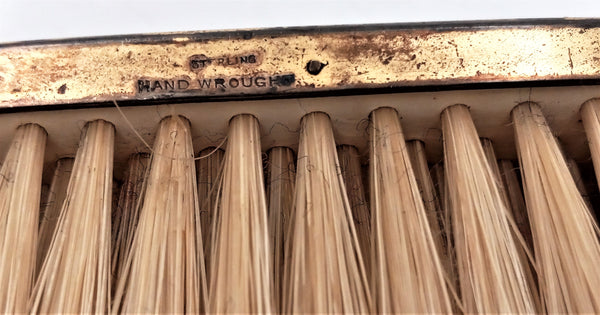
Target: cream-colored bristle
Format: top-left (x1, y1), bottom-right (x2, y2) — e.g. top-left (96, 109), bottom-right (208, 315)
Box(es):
top-left (336, 145), bottom-right (371, 283)
top-left (581, 98), bottom-right (600, 188)
top-left (370, 108), bottom-right (452, 313)
top-left (39, 184), bottom-right (49, 224)
top-left (566, 158), bottom-right (592, 208)
top-left (498, 160), bottom-right (534, 251)
top-left (430, 162), bottom-right (445, 206)
top-left (30, 120), bottom-right (113, 314)
top-left (512, 102), bottom-right (600, 313)
top-left (266, 146), bottom-right (296, 312)
top-left (480, 138), bottom-right (511, 206)
top-left (430, 162), bottom-right (453, 251)
top-left (442, 104), bottom-right (535, 313)
top-left (111, 180), bottom-right (120, 234)
top-left (110, 153), bottom-right (150, 291)
top-left (196, 147), bottom-right (224, 277)
top-left (0, 124), bottom-right (46, 313)
top-left (112, 116), bottom-right (207, 313)
top-left (208, 114), bottom-right (273, 313)
top-left (429, 161), bottom-right (456, 282)
top-left (406, 140), bottom-right (455, 286)
top-left (481, 142), bottom-right (534, 248)
top-left (36, 158), bottom-right (74, 278)
top-left (481, 138), bottom-right (541, 311)
top-left (283, 112), bottom-right (370, 313)
top-left (555, 135), bottom-right (594, 209)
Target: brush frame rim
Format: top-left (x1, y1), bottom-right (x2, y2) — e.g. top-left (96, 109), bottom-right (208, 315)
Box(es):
top-left (1, 18), bottom-right (599, 110)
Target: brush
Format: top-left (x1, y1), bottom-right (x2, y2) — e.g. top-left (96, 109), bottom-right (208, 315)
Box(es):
top-left (208, 114), bottom-right (273, 313)
top-left (0, 124), bottom-right (47, 313)
top-left (30, 120), bottom-right (113, 314)
top-left (513, 102), bottom-right (600, 313)
top-left (112, 116), bottom-right (207, 313)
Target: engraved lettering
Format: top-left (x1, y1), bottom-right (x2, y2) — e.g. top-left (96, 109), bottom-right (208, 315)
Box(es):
top-left (177, 80), bottom-right (190, 90)
top-left (189, 53), bottom-right (259, 71)
top-left (268, 76), bottom-right (277, 87)
top-left (214, 78), bottom-right (226, 89)
top-left (164, 80), bottom-right (175, 90)
top-left (138, 80), bottom-right (151, 93)
top-left (198, 79), bottom-right (212, 88)
top-left (152, 80), bottom-right (163, 91)
top-left (189, 54), bottom-right (211, 70)
top-left (241, 77), bottom-right (253, 87)
top-left (255, 77), bottom-right (266, 87)
top-left (137, 73), bottom-right (294, 95)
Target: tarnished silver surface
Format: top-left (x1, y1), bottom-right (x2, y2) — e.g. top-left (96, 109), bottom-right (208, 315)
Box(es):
top-left (0, 20), bottom-right (599, 108)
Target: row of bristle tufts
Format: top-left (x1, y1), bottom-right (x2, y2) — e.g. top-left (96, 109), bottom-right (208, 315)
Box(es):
top-left (0, 100), bottom-right (599, 313)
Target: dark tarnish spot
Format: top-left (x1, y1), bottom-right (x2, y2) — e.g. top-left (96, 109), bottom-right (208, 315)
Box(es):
top-left (279, 74), bottom-right (295, 86)
top-left (242, 31), bottom-right (253, 40)
top-left (380, 55), bottom-right (393, 65)
top-left (306, 60), bottom-right (327, 75)
top-left (57, 84), bottom-right (67, 94)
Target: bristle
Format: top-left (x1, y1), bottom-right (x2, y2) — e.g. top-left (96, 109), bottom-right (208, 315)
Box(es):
top-left (581, 98), bottom-right (600, 188)
top-left (405, 140), bottom-right (454, 287)
top-left (429, 161), bottom-right (456, 285)
top-left (0, 124), bottom-right (46, 313)
top-left (554, 135), bottom-right (594, 209)
top-left (566, 158), bottom-right (592, 208)
top-left (208, 114), bottom-right (273, 313)
top-left (370, 108), bottom-right (452, 313)
top-left (498, 160), bottom-right (534, 251)
top-left (196, 147), bottom-right (224, 277)
top-left (283, 112), bottom-right (370, 313)
top-left (37, 158), bottom-right (74, 278)
top-left (481, 141), bottom-right (534, 248)
top-left (512, 102), bottom-right (600, 313)
top-left (481, 138), bottom-right (541, 311)
top-left (441, 104), bottom-right (536, 313)
top-left (336, 145), bottom-right (371, 283)
top-left (39, 184), bottom-right (49, 224)
top-left (110, 153), bottom-right (150, 291)
top-left (30, 120), bottom-right (113, 314)
top-left (480, 138), bottom-right (511, 206)
top-left (111, 180), bottom-right (120, 236)
top-left (112, 116), bottom-right (207, 313)
top-left (266, 146), bottom-right (296, 312)
top-left (430, 162), bottom-right (446, 206)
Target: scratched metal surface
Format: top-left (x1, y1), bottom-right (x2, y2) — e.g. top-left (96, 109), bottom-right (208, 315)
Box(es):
top-left (0, 20), bottom-right (599, 108)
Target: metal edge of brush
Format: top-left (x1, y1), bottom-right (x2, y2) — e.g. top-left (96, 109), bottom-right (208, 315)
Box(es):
top-left (1, 18), bottom-right (599, 112)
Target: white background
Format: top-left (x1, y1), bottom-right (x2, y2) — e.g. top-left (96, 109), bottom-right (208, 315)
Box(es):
top-left (0, 0), bottom-right (599, 43)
